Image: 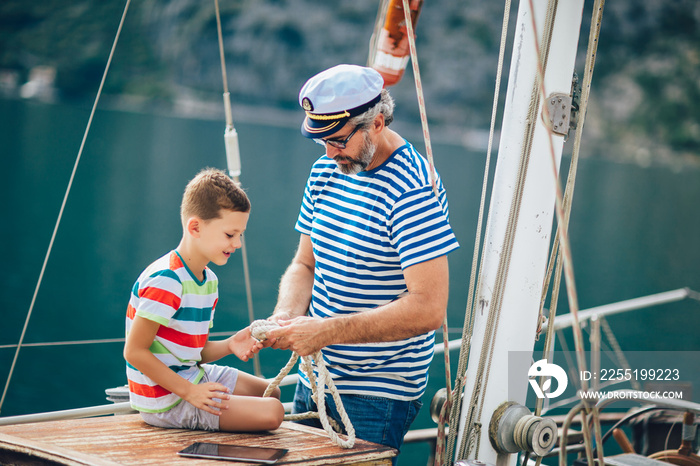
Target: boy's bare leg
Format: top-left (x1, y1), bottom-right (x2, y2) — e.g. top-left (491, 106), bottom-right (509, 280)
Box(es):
top-left (232, 370), bottom-right (282, 398)
top-left (218, 371), bottom-right (284, 431)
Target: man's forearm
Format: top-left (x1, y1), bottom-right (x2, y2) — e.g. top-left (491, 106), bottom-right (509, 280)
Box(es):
top-left (327, 291), bottom-right (445, 343)
top-left (272, 261), bottom-right (314, 320)
top-left (264, 291), bottom-right (446, 357)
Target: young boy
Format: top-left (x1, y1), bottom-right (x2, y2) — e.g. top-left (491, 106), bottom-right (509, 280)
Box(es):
top-left (124, 168), bottom-right (284, 432)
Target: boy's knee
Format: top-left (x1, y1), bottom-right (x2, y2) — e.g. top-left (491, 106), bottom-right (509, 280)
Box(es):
top-left (266, 399), bottom-right (285, 430)
top-left (269, 386), bottom-right (282, 399)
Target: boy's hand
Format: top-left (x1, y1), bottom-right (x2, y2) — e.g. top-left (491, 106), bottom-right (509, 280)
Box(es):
top-left (229, 326), bottom-right (263, 361)
top-left (183, 382), bottom-right (231, 416)
top-left (253, 313), bottom-right (290, 349)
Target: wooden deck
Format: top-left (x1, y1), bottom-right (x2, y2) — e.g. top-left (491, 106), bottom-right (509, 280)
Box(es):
top-left (0, 414), bottom-right (395, 465)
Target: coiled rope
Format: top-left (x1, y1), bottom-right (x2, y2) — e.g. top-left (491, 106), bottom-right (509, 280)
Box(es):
top-left (249, 320), bottom-right (355, 449)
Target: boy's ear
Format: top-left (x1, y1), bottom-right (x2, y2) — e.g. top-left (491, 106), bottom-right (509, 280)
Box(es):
top-left (186, 217), bottom-right (201, 238)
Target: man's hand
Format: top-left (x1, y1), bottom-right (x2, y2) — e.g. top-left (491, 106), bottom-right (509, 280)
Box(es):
top-left (268, 311), bottom-right (293, 325)
top-left (265, 316), bottom-right (330, 356)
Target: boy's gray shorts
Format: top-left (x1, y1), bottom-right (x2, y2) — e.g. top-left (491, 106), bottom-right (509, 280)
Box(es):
top-left (139, 364), bottom-right (239, 431)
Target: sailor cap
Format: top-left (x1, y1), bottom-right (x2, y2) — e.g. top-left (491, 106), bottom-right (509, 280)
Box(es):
top-left (299, 64), bottom-right (384, 139)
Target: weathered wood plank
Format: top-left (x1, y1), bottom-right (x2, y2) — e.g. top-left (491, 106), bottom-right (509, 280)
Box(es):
top-left (0, 414), bottom-right (395, 465)
top-left (0, 432), bottom-right (123, 466)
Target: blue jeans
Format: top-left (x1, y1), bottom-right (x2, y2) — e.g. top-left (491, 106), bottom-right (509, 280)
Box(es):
top-left (292, 382), bottom-right (422, 465)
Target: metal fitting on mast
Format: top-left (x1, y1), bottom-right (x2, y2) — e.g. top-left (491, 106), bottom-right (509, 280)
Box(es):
top-left (543, 74), bottom-right (582, 140)
top-left (488, 402), bottom-right (557, 457)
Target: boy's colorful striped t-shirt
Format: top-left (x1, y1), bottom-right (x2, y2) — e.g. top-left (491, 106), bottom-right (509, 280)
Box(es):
top-left (125, 250), bottom-right (218, 412)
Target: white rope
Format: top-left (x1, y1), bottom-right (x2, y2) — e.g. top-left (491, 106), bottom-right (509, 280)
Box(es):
top-left (401, 0), bottom-right (437, 196)
top-left (250, 320), bottom-right (355, 449)
top-left (0, 0), bottom-right (132, 415)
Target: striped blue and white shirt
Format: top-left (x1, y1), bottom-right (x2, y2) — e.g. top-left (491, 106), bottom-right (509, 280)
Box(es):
top-left (295, 140), bottom-right (459, 401)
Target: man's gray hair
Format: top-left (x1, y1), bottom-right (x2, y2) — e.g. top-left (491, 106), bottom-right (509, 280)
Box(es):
top-left (349, 89), bottom-right (395, 128)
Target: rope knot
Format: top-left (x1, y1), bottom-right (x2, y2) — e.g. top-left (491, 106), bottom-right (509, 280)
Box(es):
top-left (250, 319), bottom-right (279, 341)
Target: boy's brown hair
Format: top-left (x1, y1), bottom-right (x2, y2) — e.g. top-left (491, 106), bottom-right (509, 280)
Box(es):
top-left (181, 168), bottom-right (250, 224)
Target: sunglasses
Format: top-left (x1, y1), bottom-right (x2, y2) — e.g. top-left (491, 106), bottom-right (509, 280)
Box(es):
top-left (313, 125), bottom-right (363, 149)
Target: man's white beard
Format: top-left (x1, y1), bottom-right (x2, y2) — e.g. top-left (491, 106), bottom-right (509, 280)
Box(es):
top-left (336, 132), bottom-right (376, 175)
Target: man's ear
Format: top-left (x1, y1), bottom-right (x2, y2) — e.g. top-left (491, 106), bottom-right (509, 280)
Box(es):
top-left (186, 217), bottom-right (201, 238)
top-left (371, 113), bottom-right (385, 133)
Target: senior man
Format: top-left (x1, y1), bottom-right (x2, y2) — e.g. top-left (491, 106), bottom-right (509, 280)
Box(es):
top-left (266, 64), bottom-right (459, 461)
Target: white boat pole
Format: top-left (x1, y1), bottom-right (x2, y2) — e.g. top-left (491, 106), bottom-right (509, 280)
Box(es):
top-left (0, 403), bottom-right (136, 426)
top-left (455, 1), bottom-right (584, 464)
top-left (544, 287), bottom-right (700, 331)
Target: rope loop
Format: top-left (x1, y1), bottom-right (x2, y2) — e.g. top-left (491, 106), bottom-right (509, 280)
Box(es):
top-left (250, 319), bottom-right (356, 449)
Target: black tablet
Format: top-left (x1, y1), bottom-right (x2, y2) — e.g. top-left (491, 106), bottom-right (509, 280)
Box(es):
top-left (177, 442), bottom-right (288, 464)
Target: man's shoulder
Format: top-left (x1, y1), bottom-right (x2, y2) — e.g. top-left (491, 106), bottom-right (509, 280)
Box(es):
top-left (377, 146), bottom-right (433, 191)
top-left (388, 142), bottom-right (429, 173)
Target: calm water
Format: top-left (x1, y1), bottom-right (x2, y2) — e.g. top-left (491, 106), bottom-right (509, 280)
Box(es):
top-left (1, 98), bottom-right (699, 464)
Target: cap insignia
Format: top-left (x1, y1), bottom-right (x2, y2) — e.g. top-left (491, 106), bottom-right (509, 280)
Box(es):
top-left (301, 97), bottom-right (314, 112)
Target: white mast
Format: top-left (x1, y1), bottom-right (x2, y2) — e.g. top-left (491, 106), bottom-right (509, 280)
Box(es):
top-left (456, 1), bottom-right (585, 465)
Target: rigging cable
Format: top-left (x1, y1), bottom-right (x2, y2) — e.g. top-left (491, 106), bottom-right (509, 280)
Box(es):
top-left (600, 316), bottom-right (641, 391)
top-left (0, 331), bottom-right (244, 350)
top-left (395, 2), bottom-right (455, 463)
top-left (535, 0), bottom-right (607, 387)
top-left (442, 0), bottom-right (512, 463)
top-left (213, 0), bottom-right (262, 378)
top-left (369, 2), bottom-right (457, 461)
top-left (532, 0), bottom-right (604, 454)
top-left (0, 0), bottom-right (133, 415)
top-left (455, 0), bottom-right (561, 460)
top-left (401, 0), bottom-right (437, 195)
top-left (527, 0), bottom-right (589, 392)
top-left (524, 0), bottom-right (608, 465)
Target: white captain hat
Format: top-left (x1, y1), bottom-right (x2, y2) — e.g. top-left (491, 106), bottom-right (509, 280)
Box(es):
top-left (299, 64), bottom-right (384, 139)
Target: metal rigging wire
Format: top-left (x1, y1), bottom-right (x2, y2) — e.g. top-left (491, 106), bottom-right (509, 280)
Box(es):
top-left (0, 0), bottom-right (133, 415)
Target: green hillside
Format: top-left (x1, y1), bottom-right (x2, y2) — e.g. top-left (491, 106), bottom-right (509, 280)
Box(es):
top-left (1, 0), bottom-right (698, 166)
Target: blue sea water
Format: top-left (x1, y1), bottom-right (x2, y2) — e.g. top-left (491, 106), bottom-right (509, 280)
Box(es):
top-left (1, 98), bottom-right (698, 465)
